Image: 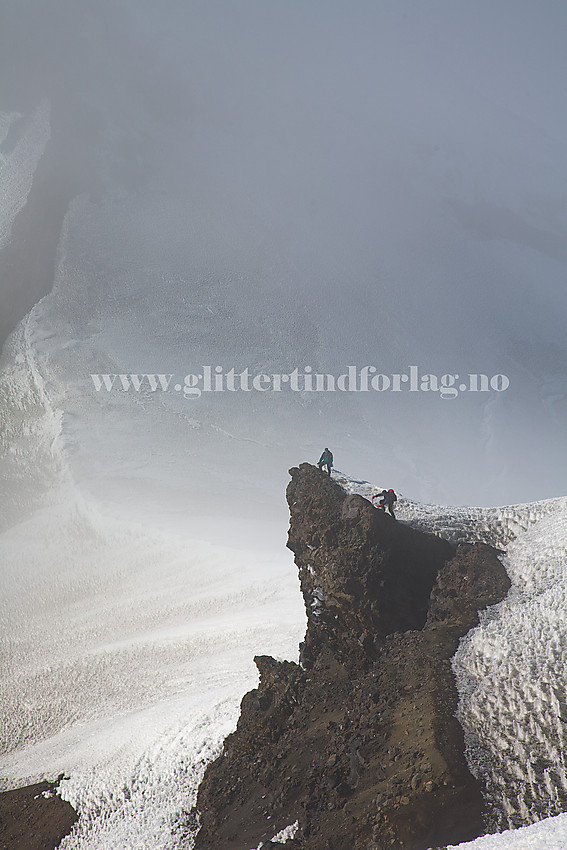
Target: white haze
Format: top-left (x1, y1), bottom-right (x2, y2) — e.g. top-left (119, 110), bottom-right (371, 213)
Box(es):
top-left (1, 3), bottom-right (567, 849)
top-left (0, 0), bottom-right (566, 505)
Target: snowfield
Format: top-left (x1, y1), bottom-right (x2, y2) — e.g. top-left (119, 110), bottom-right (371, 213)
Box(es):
top-left (2, 451), bottom-right (567, 848)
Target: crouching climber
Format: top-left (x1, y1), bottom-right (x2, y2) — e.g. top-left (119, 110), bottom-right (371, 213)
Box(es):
top-left (317, 448), bottom-right (333, 476)
top-left (372, 488), bottom-right (397, 518)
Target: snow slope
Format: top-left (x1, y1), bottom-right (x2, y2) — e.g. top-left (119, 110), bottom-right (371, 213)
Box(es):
top-left (1, 423), bottom-right (566, 849)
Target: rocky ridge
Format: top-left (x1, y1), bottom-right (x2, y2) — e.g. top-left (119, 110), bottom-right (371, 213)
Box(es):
top-left (193, 463), bottom-right (511, 850)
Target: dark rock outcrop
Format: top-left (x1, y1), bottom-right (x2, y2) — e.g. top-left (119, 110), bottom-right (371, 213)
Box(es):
top-left (193, 464), bottom-right (511, 850)
top-left (0, 776), bottom-right (78, 850)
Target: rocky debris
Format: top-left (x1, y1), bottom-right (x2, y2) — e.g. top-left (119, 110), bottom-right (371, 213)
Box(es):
top-left (192, 463), bottom-right (511, 850)
top-left (0, 775), bottom-right (77, 850)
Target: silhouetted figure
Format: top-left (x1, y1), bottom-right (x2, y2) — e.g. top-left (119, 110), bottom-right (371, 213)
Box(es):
top-left (372, 488), bottom-right (397, 518)
top-left (317, 448), bottom-right (333, 476)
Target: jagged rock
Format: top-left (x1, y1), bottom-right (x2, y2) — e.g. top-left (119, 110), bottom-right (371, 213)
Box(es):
top-left (286, 463), bottom-right (454, 671)
top-left (192, 463), bottom-right (511, 850)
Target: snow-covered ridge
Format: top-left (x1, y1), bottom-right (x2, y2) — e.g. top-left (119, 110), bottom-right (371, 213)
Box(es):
top-left (335, 469), bottom-right (564, 549)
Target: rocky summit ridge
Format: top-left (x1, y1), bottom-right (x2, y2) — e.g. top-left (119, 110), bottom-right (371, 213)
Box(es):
top-left (193, 463), bottom-right (511, 850)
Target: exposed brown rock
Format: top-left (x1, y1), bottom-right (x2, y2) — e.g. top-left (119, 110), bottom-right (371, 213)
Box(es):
top-left (193, 463), bottom-right (511, 850)
top-left (0, 776), bottom-right (77, 850)
top-left (286, 463), bottom-right (454, 670)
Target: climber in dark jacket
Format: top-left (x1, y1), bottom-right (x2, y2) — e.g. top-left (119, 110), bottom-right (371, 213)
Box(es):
top-left (317, 448), bottom-right (333, 476)
top-left (372, 488), bottom-right (397, 518)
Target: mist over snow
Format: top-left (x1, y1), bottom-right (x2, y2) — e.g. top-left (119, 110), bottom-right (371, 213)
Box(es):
top-left (1, 2), bottom-right (567, 849)
top-left (1, 0), bottom-right (566, 507)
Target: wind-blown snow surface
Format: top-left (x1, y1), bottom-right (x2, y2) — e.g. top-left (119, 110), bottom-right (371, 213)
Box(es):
top-left (0, 318), bottom-right (306, 848)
